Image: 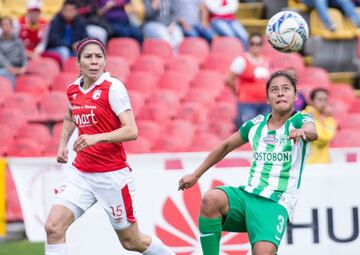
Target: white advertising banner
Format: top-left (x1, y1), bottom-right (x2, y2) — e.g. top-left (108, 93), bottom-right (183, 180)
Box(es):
top-left (7, 151), bottom-right (360, 255)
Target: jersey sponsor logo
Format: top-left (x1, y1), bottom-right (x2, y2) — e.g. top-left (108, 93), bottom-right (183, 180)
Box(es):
top-left (263, 134), bottom-right (278, 145)
top-left (92, 89), bottom-right (102, 100)
top-left (72, 108), bottom-right (98, 127)
top-left (253, 151), bottom-right (291, 162)
top-left (72, 93), bottom-right (77, 100)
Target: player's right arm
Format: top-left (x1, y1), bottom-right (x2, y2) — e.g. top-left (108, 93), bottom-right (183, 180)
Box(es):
top-left (178, 132), bottom-right (246, 190)
top-left (57, 109), bottom-right (76, 164)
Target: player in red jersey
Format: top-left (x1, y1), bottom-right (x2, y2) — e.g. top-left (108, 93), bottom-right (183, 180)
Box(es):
top-left (44, 38), bottom-right (174, 255)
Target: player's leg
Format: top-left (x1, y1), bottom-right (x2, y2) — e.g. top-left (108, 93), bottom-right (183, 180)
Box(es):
top-left (45, 205), bottom-right (75, 255)
top-left (94, 167), bottom-right (174, 254)
top-left (245, 194), bottom-right (288, 255)
top-left (45, 167), bottom-right (96, 255)
top-left (115, 222), bottom-right (174, 254)
top-left (199, 188), bottom-right (229, 255)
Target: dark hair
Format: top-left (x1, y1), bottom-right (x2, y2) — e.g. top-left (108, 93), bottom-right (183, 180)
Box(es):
top-left (76, 37), bottom-right (106, 60)
top-left (63, 0), bottom-right (78, 7)
top-left (266, 70), bottom-right (297, 94)
top-left (310, 87), bottom-right (328, 101)
top-left (0, 16), bottom-right (13, 25)
top-left (249, 32), bottom-right (263, 41)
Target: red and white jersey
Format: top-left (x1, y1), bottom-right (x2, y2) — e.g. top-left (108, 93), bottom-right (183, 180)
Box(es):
top-left (67, 72), bottom-right (132, 173)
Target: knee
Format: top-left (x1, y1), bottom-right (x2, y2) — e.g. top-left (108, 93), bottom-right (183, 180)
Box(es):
top-left (120, 236), bottom-right (144, 252)
top-left (252, 243), bottom-right (277, 255)
top-left (200, 189), bottom-right (227, 217)
top-left (44, 220), bottom-right (66, 240)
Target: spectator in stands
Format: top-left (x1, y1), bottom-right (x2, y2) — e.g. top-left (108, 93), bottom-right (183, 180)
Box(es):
top-left (96, 0), bottom-right (143, 44)
top-left (173, 0), bottom-right (215, 43)
top-left (75, 0), bottom-right (110, 44)
top-left (302, 88), bottom-right (337, 163)
top-left (46, 0), bottom-right (87, 64)
top-left (126, 0), bottom-right (146, 26)
top-left (18, 0), bottom-right (63, 66)
top-left (202, 0), bottom-right (248, 48)
top-left (285, 67), bottom-right (307, 111)
top-left (143, 0), bottom-right (184, 49)
top-left (225, 32), bottom-right (270, 128)
top-left (301, 0), bottom-right (360, 31)
top-left (0, 17), bottom-right (27, 86)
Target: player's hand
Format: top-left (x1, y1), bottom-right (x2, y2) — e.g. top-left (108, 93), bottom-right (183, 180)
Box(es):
top-left (288, 129), bottom-right (306, 144)
top-left (73, 134), bottom-right (99, 152)
top-left (178, 173), bottom-right (199, 191)
top-left (56, 146), bottom-right (68, 163)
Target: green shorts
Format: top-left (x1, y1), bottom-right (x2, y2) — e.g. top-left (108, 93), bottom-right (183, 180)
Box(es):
top-left (217, 185), bottom-right (288, 248)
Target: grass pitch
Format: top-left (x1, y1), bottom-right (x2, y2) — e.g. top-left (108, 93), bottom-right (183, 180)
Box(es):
top-left (0, 241), bottom-right (44, 255)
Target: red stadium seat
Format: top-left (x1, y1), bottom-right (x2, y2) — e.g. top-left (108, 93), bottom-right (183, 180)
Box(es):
top-left (179, 38), bottom-right (209, 62)
top-left (51, 72), bottom-right (78, 91)
top-left (123, 137), bottom-right (152, 154)
top-left (331, 128), bottom-right (360, 147)
top-left (269, 52), bottom-right (305, 75)
top-left (208, 120), bottom-right (234, 139)
top-left (2, 92), bottom-right (42, 121)
top-left (43, 136), bottom-right (59, 156)
top-left (142, 39), bottom-right (173, 60)
top-left (175, 102), bottom-right (208, 124)
top-left (165, 55), bottom-right (199, 80)
top-left (0, 109), bottom-right (27, 129)
top-left (216, 87), bottom-right (236, 103)
top-left (152, 134), bottom-right (185, 152)
top-left (329, 98), bottom-right (349, 117)
top-left (188, 132), bottom-right (221, 152)
top-left (16, 123), bottom-right (52, 146)
top-left (107, 38), bottom-right (140, 65)
top-left (157, 71), bottom-right (191, 98)
top-left (182, 87), bottom-right (217, 108)
top-left (0, 77), bottom-right (13, 102)
top-left (0, 124), bottom-right (16, 156)
top-left (106, 56), bottom-right (130, 81)
top-left (132, 55), bottom-right (165, 75)
top-left (208, 101), bottom-right (236, 122)
top-left (191, 70), bottom-right (224, 98)
top-left (126, 71), bottom-right (158, 96)
top-left (39, 91), bottom-right (69, 121)
top-left (137, 102), bottom-right (173, 122)
top-left (137, 120), bottom-right (161, 144)
top-left (201, 53), bottom-right (235, 73)
top-left (62, 57), bottom-right (78, 73)
top-left (328, 84), bottom-right (356, 104)
top-left (298, 67), bottom-right (330, 87)
top-left (6, 138), bottom-right (44, 157)
top-left (349, 98), bottom-right (360, 113)
top-left (52, 122), bottom-right (63, 140)
top-left (5, 169), bottom-right (23, 221)
top-left (27, 57), bottom-right (60, 81)
top-left (163, 120), bottom-right (195, 148)
top-left (146, 89), bottom-right (180, 116)
top-left (128, 90), bottom-right (146, 116)
top-left (15, 75), bottom-right (49, 99)
top-left (211, 36), bottom-right (244, 58)
top-left (337, 113), bottom-right (360, 129)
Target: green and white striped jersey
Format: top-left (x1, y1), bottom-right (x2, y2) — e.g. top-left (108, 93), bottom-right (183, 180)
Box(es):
top-left (239, 112), bottom-right (313, 220)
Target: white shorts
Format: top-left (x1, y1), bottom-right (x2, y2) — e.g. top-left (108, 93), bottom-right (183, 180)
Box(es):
top-left (54, 165), bottom-right (137, 230)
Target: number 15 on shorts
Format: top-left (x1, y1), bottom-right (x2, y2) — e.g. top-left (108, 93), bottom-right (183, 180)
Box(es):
top-left (110, 205), bottom-right (123, 223)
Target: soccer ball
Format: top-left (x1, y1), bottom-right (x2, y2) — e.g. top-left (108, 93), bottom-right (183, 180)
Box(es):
top-left (266, 11), bottom-right (309, 53)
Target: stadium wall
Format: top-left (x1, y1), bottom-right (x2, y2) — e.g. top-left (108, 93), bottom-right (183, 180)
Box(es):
top-left (7, 151), bottom-right (360, 255)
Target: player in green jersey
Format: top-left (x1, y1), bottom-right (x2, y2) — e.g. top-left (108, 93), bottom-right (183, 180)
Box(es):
top-left (178, 71), bottom-right (318, 255)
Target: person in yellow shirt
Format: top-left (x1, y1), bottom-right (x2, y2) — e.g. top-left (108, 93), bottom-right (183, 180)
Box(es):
top-left (302, 88), bottom-right (337, 163)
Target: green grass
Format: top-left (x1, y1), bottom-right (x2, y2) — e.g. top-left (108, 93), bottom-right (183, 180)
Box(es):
top-left (0, 241), bottom-right (44, 255)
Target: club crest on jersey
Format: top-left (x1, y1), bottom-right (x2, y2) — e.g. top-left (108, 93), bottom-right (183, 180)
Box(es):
top-left (92, 89), bottom-right (102, 100)
top-left (72, 93), bottom-right (77, 100)
top-left (263, 134), bottom-right (278, 145)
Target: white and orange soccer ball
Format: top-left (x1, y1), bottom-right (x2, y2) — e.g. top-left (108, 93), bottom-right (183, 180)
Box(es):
top-left (266, 11), bottom-right (309, 53)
